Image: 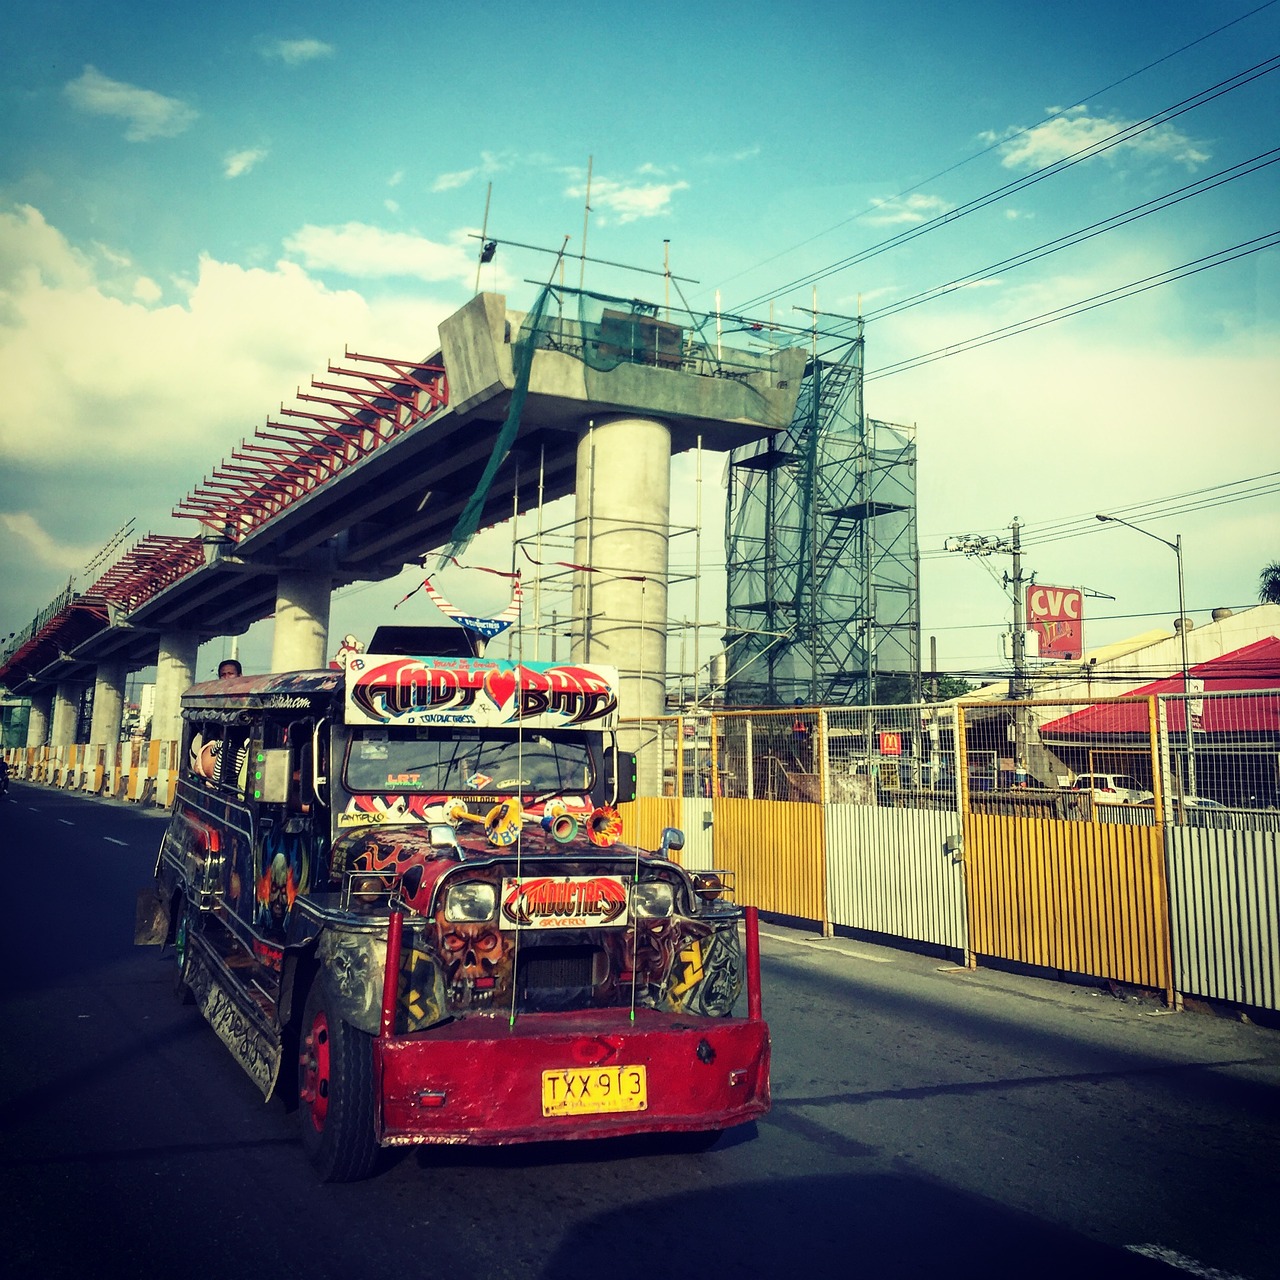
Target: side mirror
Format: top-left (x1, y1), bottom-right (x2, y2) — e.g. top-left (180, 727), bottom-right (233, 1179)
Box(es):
top-left (659, 826), bottom-right (685, 856)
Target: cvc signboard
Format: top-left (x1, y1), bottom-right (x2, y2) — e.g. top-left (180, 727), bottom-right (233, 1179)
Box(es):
top-left (1026, 586), bottom-right (1084, 660)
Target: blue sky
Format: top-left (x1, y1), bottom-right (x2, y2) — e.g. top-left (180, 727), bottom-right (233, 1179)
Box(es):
top-left (1, 0), bottom-right (1278, 683)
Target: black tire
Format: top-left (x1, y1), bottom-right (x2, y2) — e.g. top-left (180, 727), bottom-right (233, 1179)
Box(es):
top-left (297, 979), bottom-right (379, 1182)
top-left (663, 1128), bottom-right (724, 1154)
top-left (173, 901), bottom-right (195, 1005)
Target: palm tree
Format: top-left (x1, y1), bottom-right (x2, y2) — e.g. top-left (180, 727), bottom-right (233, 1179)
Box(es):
top-left (1261, 561), bottom-right (1280, 605)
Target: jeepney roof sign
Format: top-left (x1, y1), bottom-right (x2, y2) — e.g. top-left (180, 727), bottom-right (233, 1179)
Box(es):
top-left (344, 655), bottom-right (620, 730)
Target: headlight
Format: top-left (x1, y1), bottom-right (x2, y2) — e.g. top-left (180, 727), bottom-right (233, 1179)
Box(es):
top-left (444, 881), bottom-right (497, 923)
top-left (632, 882), bottom-right (674, 918)
top-left (351, 875), bottom-right (387, 905)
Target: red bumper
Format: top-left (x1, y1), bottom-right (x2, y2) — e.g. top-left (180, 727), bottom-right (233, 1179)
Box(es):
top-left (374, 1008), bottom-right (771, 1146)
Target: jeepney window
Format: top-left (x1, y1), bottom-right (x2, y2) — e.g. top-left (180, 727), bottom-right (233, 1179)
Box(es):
top-left (344, 728), bottom-right (594, 796)
top-left (258, 717), bottom-right (322, 813)
top-left (185, 719), bottom-right (250, 796)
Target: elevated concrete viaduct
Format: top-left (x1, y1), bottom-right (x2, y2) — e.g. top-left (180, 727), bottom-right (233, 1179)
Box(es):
top-left (2, 288), bottom-right (804, 786)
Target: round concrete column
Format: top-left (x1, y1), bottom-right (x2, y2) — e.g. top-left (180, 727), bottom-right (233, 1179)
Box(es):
top-left (26, 692), bottom-right (52, 748)
top-left (89, 662), bottom-right (127, 746)
top-left (270, 569), bottom-right (332, 672)
top-left (570, 414), bottom-right (671, 795)
top-left (153, 632), bottom-right (199, 743)
top-left (50, 682), bottom-right (83, 747)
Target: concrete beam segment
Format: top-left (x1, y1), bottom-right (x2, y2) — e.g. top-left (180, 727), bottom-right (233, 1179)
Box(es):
top-left (50, 682), bottom-right (83, 747)
top-left (89, 662), bottom-right (127, 746)
top-left (439, 292), bottom-right (807, 452)
top-left (571, 414), bottom-right (671, 794)
top-left (26, 692), bottom-right (52, 748)
top-left (154, 633), bottom-right (199, 743)
top-left (438, 293), bottom-right (513, 420)
top-left (270, 569), bottom-right (333, 672)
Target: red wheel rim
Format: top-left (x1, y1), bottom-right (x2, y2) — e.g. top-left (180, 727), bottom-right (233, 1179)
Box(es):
top-left (301, 1009), bottom-right (331, 1131)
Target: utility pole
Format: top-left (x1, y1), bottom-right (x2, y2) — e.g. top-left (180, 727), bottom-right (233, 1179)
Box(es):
top-left (1008, 518), bottom-right (1031, 785)
top-left (1009, 518), bottom-right (1028, 701)
top-left (945, 517), bottom-right (1033, 783)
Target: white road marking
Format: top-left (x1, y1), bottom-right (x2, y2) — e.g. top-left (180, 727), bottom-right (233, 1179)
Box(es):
top-left (104, 837), bottom-right (128, 846)
top-left (58, 819), bottom-right (75, 826)
top-left (760, 927), bottom-right (893, 963)
top-left (1126, 1244), bottom-right (1250, 1279)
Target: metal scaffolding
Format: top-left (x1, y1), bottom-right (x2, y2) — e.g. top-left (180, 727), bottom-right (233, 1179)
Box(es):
top-left (724, 325), bottom-right (920, 705)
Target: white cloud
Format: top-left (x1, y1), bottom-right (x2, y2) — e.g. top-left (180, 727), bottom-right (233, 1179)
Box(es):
top-left (0, 512), bottom-right (95, 572)
top-left (283, 222), bottom-right (475, 283)
top-left (432, 151), bottom-right (507, 193)
top-left (563, 176), bottom-right (690, 225)
top-left (702, 145), bottom-right (761, 165)
top-left (224, 147), bottom-right (268, 178)
top-left (986, 105), bottom-right (1209, 171)
top-left (63, 65), bottom-right (197, 141)
top-left (433, 167), bottom-right (476, 193)
top-left (865, 192), bottom-right (953, 227)
top-left (263, 38), bottom-right (335, 66)
top-left (0, 205), bottom-right (459, 473)
top-left (0, 203), bottom-right (468, 629)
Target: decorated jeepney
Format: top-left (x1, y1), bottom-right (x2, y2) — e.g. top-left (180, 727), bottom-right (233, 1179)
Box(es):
top-left (143, 641), bottom-right (770, 1181)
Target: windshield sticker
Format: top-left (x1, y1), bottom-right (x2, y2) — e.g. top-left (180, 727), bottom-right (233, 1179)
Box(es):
top-left (346, 656), bottom-right (618, 729)
top-left (464, 771), bottom-right (492, 790)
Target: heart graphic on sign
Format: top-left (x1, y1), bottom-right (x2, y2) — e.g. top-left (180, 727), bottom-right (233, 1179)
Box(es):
top-left (484, 668), bottom-right (519, 710)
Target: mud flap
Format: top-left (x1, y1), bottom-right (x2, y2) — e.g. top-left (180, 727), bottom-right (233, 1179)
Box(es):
top-left (134, 886), bottom-right (170, 946)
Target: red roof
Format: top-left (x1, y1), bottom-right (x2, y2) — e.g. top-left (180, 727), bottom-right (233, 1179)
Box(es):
top-left (1041, 637), bottom-right (1280, 737)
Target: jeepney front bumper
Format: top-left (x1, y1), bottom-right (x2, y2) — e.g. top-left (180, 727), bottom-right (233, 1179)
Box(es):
top-left (374, 1008), bottom-right (771, 1145)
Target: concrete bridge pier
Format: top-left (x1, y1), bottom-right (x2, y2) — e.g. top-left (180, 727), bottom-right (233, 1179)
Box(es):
top-left (153, 632), bottom-right (199, 743)
top-left (571, 414), bottom-right (671, 796)
top-left (270, 566), bottom-right (332, 672)
top-left (50, 682), bottom-right (83, 747)
top-left (89, 662), bottom-right (126, 749)
top-left (26, 691), bottom-right (52, 748)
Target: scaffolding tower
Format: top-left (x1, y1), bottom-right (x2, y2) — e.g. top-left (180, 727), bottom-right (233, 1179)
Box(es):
top-left (724, 326), bottom-right (920, 706)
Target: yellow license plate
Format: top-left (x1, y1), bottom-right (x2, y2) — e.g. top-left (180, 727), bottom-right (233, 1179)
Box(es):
top-left (542, 1065), bottom-right (648, 1117)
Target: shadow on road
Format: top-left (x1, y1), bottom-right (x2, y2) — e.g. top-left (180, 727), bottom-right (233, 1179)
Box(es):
top-left (540, 1170), bottom-right (1175, 1279)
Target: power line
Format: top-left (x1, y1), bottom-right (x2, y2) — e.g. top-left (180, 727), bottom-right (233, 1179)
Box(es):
top-left (866, 230), bottom-right (1280, 380)
top-left (862, 147), bottom-right (1280, 323)
top-left (735, 53), bottom-right (1280, 314)
top-left (710, 1), bottom-right (1280, 305)
top-left (922, 472), bottom-right (1280, 557)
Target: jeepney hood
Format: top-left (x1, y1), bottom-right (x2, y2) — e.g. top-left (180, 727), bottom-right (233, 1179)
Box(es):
top-left (334, 827), bottom-right (458, 911)
top-left (337, 824), bottom-right (658, 917)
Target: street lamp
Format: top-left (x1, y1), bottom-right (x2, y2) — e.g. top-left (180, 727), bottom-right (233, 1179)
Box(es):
top-left (1095, 513), bottom-right (1196, 795)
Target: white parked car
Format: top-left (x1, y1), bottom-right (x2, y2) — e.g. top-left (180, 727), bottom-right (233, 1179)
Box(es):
top-left (1068, 773), bottom-right (1154, 804)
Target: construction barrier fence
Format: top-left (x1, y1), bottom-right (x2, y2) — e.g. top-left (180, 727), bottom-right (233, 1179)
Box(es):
top-left (9, 686), bottom-right (1278, 1011)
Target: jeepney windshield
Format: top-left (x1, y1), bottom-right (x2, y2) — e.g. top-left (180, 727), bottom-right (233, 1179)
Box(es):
top-left (344, 726), bottom-right (594, 796)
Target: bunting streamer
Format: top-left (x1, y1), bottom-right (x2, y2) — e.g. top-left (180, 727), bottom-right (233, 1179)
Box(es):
top-left (421, 575), bottom-right (522, 640)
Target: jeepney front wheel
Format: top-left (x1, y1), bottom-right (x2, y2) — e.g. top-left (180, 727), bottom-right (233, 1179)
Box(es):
top-left (297, 980), bottom-right (379, 1182)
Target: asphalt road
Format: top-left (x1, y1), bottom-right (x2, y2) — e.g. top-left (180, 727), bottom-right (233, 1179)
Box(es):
top-left (2, 781), bottom-right (1277, 1280)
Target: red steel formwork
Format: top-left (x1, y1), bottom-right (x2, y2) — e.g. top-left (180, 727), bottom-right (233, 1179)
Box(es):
top-left (88, 535), bottom-right (207, 613)
top-left (173, 350), bottom-right (447, 542)
top-left (0, 351), bottom-right (450, 686)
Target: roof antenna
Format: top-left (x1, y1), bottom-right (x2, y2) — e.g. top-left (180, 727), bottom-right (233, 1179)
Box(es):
top-left (474, 182), bottom-right (493, 295)
top-left (578, 155), bottom-right (593, 291)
